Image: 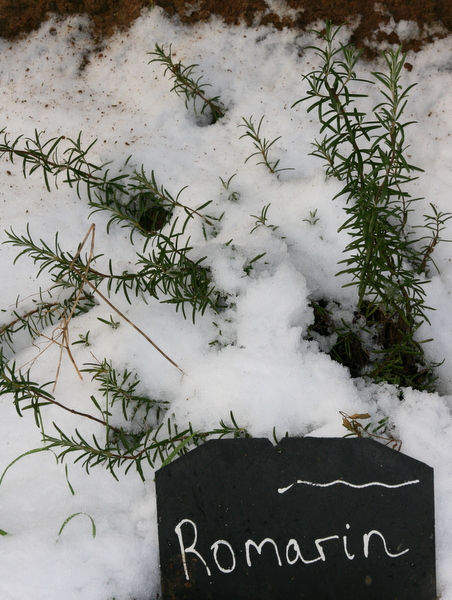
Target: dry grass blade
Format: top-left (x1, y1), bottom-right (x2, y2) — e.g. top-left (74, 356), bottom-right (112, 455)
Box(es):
top-left (66, 224), bottom-right (184, 374)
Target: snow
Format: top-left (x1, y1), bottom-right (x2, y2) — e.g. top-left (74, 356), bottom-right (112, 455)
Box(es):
top-left (0, 6), bottom-right (451, 598)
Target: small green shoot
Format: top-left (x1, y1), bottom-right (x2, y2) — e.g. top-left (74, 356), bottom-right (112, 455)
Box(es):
top-left (417, 203), bottom-right (452, 274)
top-left (65, 464), bottom-right (75, 496)
top-left (148, 44), bottom-right (226, 124)
top-left (243, 253), bottom-right (267, 275)
top-left (0, 447), bottom-right (54, 487)
top-left (72, 331), bottom-right (91, 347)
top-left (303, 209), bottom-right (320, 226)
top-left (97, 315), bottom-right (120, 329)
top-left (58, 512), bottom-right (97, 539)
top-left (239, 116), bottom-right (293, 177)
top-left (250, 204), bottom-right (279, 234)
top-left (219, 174), bottom-right (240, 202)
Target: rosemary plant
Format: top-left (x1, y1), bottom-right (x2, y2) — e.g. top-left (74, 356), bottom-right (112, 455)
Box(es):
top-left (250, 203), bottom-right (279, 234)
top-left (0, 129), bottom-right (222, 322)
top-left (296, 23), bottom-right (451, 390)
top-left (239, 115), bottom-right (293, 177)
top-left (0, 30), bottom-right (449, 490)
top-left (0, 348), bottom-right (249, 481)
top-left (0, 125), bottom-right (255, 479)
top-left (219, 174), bottom-right (241, 203)
top-left (148, 44), bottom-right (227, 124)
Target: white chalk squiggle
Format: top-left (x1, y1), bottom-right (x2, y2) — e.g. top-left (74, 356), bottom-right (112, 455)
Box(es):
top-left (278, 478), bottom-right (420, 494)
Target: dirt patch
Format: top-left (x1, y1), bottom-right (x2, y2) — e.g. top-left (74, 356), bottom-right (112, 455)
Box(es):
top-left (0, 0), bottom-right (451, 53)
top-left (0, 0), bottom-right (144, 39)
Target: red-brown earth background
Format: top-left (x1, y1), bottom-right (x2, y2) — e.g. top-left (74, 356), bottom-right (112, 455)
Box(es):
top-left (1, 0), bottom-right (452, 56)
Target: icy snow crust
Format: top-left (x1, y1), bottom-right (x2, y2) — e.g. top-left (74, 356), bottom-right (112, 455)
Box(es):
top-left (0, 8), bottom-right (452, 599)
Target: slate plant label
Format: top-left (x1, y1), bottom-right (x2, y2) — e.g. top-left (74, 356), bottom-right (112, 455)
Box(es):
top-left (155, 437), bottom-right (436, 600)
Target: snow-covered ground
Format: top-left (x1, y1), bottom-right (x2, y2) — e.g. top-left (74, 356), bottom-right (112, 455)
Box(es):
top-left (0, 7), bottom-right (452, 599)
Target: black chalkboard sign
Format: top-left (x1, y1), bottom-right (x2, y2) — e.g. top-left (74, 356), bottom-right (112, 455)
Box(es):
top-left (155, 437), bottom-right (435, 599)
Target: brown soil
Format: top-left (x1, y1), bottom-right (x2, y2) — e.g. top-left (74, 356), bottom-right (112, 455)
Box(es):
top-left (0, 0), bottom-right (451, 55)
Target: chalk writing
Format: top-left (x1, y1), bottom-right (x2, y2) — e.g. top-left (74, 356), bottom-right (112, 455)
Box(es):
top-left (174, 519), bottom-right (409, 581)
top-left (278, 478), bottom-right (420, 494)
top-left (175, 519), bottom-right (212, 579)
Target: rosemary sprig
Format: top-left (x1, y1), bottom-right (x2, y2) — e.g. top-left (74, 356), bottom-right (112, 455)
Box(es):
top-left (148, 44), bottom-right (227, 124)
